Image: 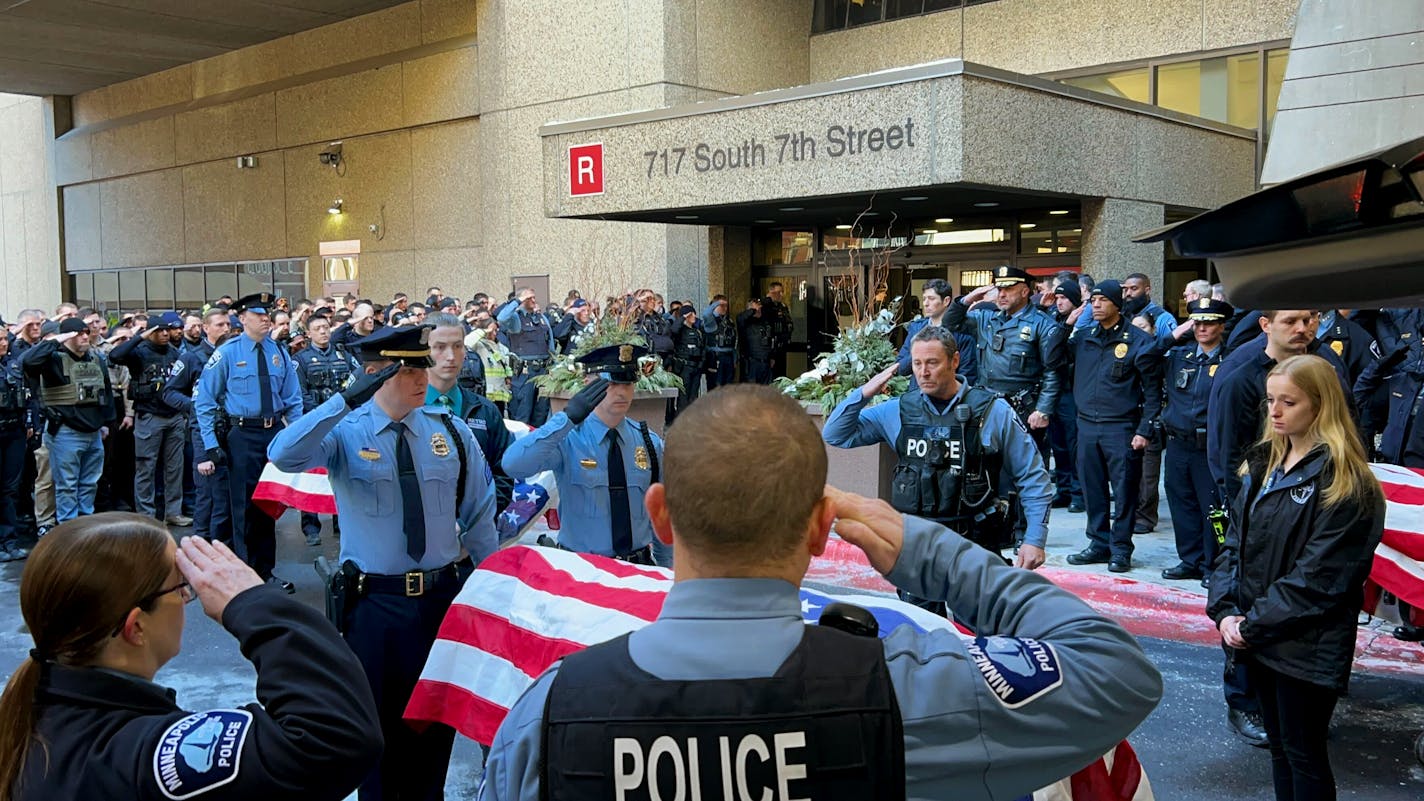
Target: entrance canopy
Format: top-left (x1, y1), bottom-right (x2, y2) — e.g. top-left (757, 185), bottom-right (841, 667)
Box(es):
top-left (539, 60), bottom-right (1259, 227)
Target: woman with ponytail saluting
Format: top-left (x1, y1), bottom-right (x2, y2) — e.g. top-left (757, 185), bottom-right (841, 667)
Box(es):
top-left (1207, 354), bottom-right (1384, 801)
top-left (0, 513), bottom-right (381, 800)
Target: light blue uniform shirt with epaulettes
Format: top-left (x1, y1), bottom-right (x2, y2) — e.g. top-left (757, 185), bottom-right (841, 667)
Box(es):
top-left (266, 394), bottom-right (498, 574)
top-left (500, 411), bottom-right (663, 556)
top-left (194, 334), bottom-right (304, 451)
top-left (477, 518), bottom-right (1164, 801)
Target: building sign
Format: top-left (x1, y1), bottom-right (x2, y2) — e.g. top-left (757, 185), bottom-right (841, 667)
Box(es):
top-left (568, 143), bottom-right (604, 196)
top-left (642, 118), bottom-right (917, 181)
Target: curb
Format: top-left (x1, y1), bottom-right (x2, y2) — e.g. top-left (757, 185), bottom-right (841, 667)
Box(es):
top-left (810, 537), bottom-right (1424, 675)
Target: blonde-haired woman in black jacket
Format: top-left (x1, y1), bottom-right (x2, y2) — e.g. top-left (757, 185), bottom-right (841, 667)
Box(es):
top-left (1207, 354), bottom-right (1384, 801)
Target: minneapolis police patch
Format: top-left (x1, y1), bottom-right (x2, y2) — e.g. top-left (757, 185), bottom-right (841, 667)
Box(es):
top-left (965, 636), bottom-right (1063, 709)
top-left (153, 709), bottom-right (252, 799)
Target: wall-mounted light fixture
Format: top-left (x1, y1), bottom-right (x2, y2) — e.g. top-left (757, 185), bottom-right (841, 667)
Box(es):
top-left (328, 198), bottom-right (344, 215)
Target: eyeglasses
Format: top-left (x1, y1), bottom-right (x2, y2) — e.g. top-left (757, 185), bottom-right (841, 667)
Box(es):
top-left (138, 580), bottom-right (198, 607)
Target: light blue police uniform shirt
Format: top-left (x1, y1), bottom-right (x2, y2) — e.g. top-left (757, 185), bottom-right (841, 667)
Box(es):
top-left (194, 334), bottom-right (303, 451)
top-left (821, 381), bottom-right (1055, 549)
top-left (267, 394), bottom-right (498, 573)
top-left (477, 518), bottom-right (1164, 801)
top-left (501, 411), bottom-right (663, 556)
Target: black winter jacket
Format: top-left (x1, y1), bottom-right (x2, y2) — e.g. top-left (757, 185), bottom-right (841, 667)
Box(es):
top-left (1206, 444), bottom-right (1384, 691)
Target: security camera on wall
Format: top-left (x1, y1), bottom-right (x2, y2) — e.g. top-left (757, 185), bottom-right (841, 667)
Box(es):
top-left (319, 142), bottom-right (343, 167)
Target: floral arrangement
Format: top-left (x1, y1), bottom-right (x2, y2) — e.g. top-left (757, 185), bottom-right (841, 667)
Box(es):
top-left (775, 298), bottom-right (910, 411)
top-left (533, 312), bottom-right (683, 395)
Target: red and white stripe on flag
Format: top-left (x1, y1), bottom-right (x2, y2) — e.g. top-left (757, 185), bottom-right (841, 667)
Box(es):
top-left (1367, 464), bottom-right (1424, 617)
top-left (405, 545), bottom-right (1152, 800)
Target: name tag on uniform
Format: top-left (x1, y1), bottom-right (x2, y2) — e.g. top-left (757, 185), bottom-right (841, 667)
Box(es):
top-left (236, 361), bottom-right (248, 367)
top-left (359, 448), bottom-right (382, 461)
top-left (580, 458), bottom-right (597, 469)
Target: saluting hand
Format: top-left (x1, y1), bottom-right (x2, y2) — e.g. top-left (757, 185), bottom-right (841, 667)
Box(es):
top-left (341, 362), bottom-right (400, 408)
top-left (861, 363), bottom-right (899, 399)
top-left (565, 377), bottom-right (609, 425)
top-left (176, 536), bottom-right (264, 623)
top-left (825, 485), bottom-right (904, 576)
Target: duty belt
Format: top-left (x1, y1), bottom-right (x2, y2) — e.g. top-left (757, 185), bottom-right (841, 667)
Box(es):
top-left (231, 415), bottom-right (283, 428)
top-left (538, 535), bottom-right (655, 566)
top-left (520, 357), bottom-right (552, 371)
top-left (1166, 428), bottom-right (1208, 449)
top-left (358, 557), bottom-right (472, 597)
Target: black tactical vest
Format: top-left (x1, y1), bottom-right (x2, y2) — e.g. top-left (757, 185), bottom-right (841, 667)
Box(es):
top-left (890, 386), bottom-right (1002, 525)
top-left (0, 361), bottom-right (26, 425)
top-left (508, 312), bottom-right (552, 359)
top-left (542, 626), bottom-right (905, 801)
top-left (301, 346), bottom-right (354, 404)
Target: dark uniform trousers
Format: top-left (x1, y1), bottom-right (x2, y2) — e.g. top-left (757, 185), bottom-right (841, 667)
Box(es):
top-left (507, 364), bottom-right (550, 427)
top-left (0, 426), bottom-right (27, 546)
top-left (1077, 419), bottom-right (1143, 558)
top-left (225, 424), bottom-right (281, 579)
top-left (706, 349), bottom-right (737, 390)
top-left (1135, 434), bottom-right (1164, 532)
top-left (347, 577), bottom-right (463, 801)
top-left (1163, 434), bottom-right (1217, 573)
top-left (1048, 389), bottom-right (1082, 505)
top-left (193, 424), bottom-right (231, 543)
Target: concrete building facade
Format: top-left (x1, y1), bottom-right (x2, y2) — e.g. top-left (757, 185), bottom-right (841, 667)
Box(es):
top-left (0, 0), bottom-right (1304, 351)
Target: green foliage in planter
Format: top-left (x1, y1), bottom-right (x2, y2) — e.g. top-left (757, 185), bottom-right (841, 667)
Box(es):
top-left (533, 316), bottom-right (684, 395)
top-left (774, 303), bottom-right (909, 412)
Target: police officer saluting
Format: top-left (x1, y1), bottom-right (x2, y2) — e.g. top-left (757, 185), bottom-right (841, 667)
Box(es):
top-left (671, 305), bottom-right (707, 417)
top-left (502, 344), bottom-right (667, 566)
top-left (268, 323), bottom-right (498, 801)
top-left (294, 313), bottom-right (358, 545)
top-left (195, 293), bottom-right (303, 592)
top-left (22, 318), bottom-right (114, 523)
top-left (109, 311), bottom-right (191, 527)
top-left (1160, 298), bottom-right (1233, 582)
top-left (823, 327), bottom-right (1053, 576)
top-left (479, 385), bottom-right (1162, 801)
top-left (497, 287), bottom-right (556, 426)
top-left (1064, 280), bottom-right (1164, 573)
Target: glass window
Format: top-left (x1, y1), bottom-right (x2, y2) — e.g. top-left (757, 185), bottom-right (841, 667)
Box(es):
top-left (1061, 68), bottom-right (1150, 104)
top-left (119, 270), bottom-right (146, 312)
top-left (753, 231), bottom-right (815, 265)
top-left (847, 0), bottom-right (886, 27)
top-left (175, 267), bottom-right (206, 310)
top-left (70, 273), bottom-right (93, 309)
top-left (272, 259), bottom-right (308, 301)
top-left (146, 268), bottom-right (174, 311)
top-left (886, 0), bottom-right (923, 19)
top-left (93, 271), bottom-right (119, 313)
top-left (206, 265), bottom-right (237, 302)
top-left (238, 262), bottom-right (272, 297)
top-left (813, 0), bottom-right (849, 32)
top-left (925, 0), bottom-right (961, 10)
top-left (1157, 53), bottom-right (1259, 128)
top-left (1265, 48), bottom-right (1289, 132)
top-left (960, 269), bottom-right (993, 289)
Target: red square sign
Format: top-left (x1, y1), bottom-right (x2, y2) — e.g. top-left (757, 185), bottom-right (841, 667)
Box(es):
top-left (568, 142), bottom-right (604, 197)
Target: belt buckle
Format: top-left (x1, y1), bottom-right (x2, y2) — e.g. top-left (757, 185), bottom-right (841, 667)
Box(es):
top-left (404, 571), bottom-right (425, 597)
top-left (263, 417), bottom-right (274, 429)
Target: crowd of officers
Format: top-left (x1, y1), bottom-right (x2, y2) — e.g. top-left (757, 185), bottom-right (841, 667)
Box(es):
top-left (839, 264), bottom-right (1417, 749)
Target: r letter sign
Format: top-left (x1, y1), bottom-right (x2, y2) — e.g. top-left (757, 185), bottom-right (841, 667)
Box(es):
top-left (569, 143), bottom-right (604, 196)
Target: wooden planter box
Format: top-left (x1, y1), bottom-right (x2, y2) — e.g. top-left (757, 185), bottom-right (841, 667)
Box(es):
top-left (544, 387), bottom-right (680, 437)
top-left (804, 402), bottom-right (896, 501)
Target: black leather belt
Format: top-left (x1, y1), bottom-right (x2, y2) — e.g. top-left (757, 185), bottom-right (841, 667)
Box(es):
top-left (232, 416), bottom-right (282, 428)
top-left (538, 536), bottom-right (655, 566)
top-left (359, 557), bottom-right (473, 597)
top-left (1166, 429), bottom-right (1208, 449)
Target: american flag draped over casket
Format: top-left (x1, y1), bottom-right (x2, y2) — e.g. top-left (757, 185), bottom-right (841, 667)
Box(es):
top-left (404, 544), bottom-right (1154, 801)
top-left (1362, 464), bottom-right (1424, 620)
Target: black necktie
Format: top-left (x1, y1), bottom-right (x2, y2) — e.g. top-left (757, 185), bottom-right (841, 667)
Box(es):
top-left (606, 429), bottom-right (633, 555)
top-left (255, 341), bottom-right (274, 418)
top-left (392, 422), bottom-right (426, 561)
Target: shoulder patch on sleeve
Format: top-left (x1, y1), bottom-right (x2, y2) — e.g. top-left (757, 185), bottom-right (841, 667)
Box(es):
top-left (152, 709), bottom-right (253, 800)
top-left (966, 636), bottom-right (1063, 709)
top-left (203, 349), bottom-right (223, 370)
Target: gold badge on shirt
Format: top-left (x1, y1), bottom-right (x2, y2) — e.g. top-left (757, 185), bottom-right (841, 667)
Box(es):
top-left (430, 433), bottom-right (451, 457)
top-left (1113, 343), bottom-right (1128, 359)
top-left (634, 447), bottom-right (650, 471)
top-left (1330, 340), bottom-right (1344, 356)
top-left (1208, 364), bottom-right (1218, 377)
top-left (579, 458), bottom-right (598, 469)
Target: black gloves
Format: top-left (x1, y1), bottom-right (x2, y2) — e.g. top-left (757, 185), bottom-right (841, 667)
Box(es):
top-left (565, 378), bottom-right (608, 425)
top-left (205, 448), bottom-right (226, 467)
top-left (342, 363), bottom-right (400, 408)
top-left (1382, 343), bottom-right (1412, 371)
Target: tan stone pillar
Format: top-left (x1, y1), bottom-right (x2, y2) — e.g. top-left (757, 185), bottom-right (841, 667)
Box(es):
top-left (1081, 198), bottom-right (1164, 287)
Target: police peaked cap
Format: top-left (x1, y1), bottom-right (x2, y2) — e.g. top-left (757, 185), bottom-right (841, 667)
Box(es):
top-left (992, 266), bottom-right (1032, 287)
top-left (355, 324), bottom-right (435, 367)
top-left (146, 311), bottom-right (184, 331)
top-left (578, 343), bottom-right (651, 384)
top-left (232, 292), bottom-right (276, 315)
top-left (1187, 297), bottom-right (1234, 322)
